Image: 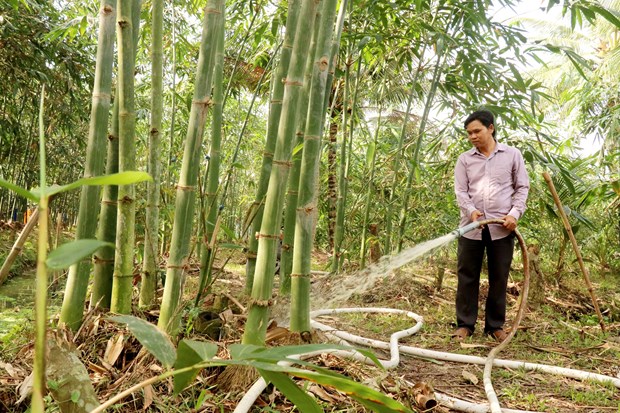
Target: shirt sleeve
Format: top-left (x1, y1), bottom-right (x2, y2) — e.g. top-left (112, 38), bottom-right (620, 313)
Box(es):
top-left (454, 155), bottom-right (477, 220)
top-left (508, 150), bottom-right (530, 220)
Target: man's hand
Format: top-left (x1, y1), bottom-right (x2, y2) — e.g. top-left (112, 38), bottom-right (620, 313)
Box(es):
top-left (470, 210), bottom-right (483, 221)
top-left (502, 215), bottom-right (517, 231)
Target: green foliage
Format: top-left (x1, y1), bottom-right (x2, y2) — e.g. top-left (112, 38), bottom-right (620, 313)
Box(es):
top-left (109, 315), bottom-right (177, 369)
top-left (111, 314), bottom-right (414, 412)
top-left (46, 239), bottom-right (114, 270)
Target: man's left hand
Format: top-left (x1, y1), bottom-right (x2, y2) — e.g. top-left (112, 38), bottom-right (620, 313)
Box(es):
top-left (502, 215), bottom-right (517, 231)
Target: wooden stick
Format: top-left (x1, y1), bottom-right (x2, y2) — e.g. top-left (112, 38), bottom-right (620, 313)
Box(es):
top-left (543, 171), bottom-right (606, 332)
top-left (0, 208), bottom-right (40, 286)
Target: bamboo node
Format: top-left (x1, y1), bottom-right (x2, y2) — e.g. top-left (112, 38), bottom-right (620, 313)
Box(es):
top-left (175, 184), bottom-right (196, 191)
top-left (271, 99), bottom-right (283, 104)
top-left (193, 97), bottom-right (212, 106)
top-left (304, 134), bottom-right (320, 141)
top-left (281, 243), bottom-right (291, 251)
top-left (283, 78), bottom-right (303, 86)
top-left (246, 252), bottom-right (258, 259)
top-left (102, 200), bottom-right (118, 206)
top-left (290, 273), bottom-right (310, 278)
top-left (263, 151), bottom-right (274, 158)
top-left (92, 256), bottom-right (114, 264)
top-left (250, 298), bottom-right (273, 307)
top-left (256, 232), bottom-right (280, 240)
top-left (167, 264), bottom-right (189, 270)
top-left (272, 160), bottom-right (292, 167)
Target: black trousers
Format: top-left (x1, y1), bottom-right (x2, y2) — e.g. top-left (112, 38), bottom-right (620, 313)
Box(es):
top-left (456, 227), bottom-right (515, 333)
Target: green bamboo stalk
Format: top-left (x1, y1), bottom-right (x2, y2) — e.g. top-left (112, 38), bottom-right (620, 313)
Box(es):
top-left (289, 0), bottom-right (339, 333)
top-left (158, 0), bottom-right (223, 334)
top-left (242, 0), bottom-right (319, 346)
top-left (323, 0), bottom-right (348, 250)
top-left (279, 14), bottom-right (320, 295)
top-left (244, 0), bottom-right (301, 293)
top-left (396, 53), bottom-right (445, 252)
top-left (32, 86), bottom-right (48, 413)
top-left (161, 3), bottom-right (177, 256)
top-left (110, 0), bottom-right (138, 314)
top-left (383, 44), bottom-right (427, 254)
top-left (196, 6), bottom-right (225, 304)
top-left (139, 0), bottom-right (164, 308)
top-left (332, 50), bottom-right (361, 273)
top-left (59, 0), bottom-right (116, 330)
top-left (90, 84), bottom-right (120, 309)
top-left (359, 100), bottom-right (383, 269)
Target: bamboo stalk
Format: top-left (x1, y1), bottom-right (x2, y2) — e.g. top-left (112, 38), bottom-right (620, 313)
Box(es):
top-left (0, 208), bottom-right (39, 286)
top-left (244, 0), bottom-right (301, 293)
top-left (280, 15), bottom-right (319, 294)
top-left (242, 0), bottom-right (320, 346)
top-left (110, 0), bottom-right (138, 314)
top-left (140, 0), bottom-right (164, 308)
top-left (543, 171), bottom-right (606, 332)
top-left (59, 0), bottom-right (117, 330)
top-left (290, 0), bottom-right (340, 333)
top-left (158, 0), bottom-right (223, 334)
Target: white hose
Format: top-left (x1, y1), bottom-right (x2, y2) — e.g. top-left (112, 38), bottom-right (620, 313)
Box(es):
top-left (234, 307), bottom-right (620, 413)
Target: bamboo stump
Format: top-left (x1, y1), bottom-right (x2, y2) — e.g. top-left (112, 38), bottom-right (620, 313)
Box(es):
top-left (527, 243), bottom-right (545, 309)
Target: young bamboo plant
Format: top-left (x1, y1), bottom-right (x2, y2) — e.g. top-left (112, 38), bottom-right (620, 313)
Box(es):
top-left (0, 86), bottom-right (151, 413)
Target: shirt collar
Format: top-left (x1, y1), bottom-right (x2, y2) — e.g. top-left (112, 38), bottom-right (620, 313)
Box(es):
top-left (468, 142), bottom-right (507, 157)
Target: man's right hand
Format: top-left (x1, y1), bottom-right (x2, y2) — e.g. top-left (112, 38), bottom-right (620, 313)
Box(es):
top-left (471, 210), bottom-right (484, 221)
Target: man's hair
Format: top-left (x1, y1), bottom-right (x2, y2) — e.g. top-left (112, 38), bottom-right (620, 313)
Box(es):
top-left (464, 109), bottom-right (496, 138)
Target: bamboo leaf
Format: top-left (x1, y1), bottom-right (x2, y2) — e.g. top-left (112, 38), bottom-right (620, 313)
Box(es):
top-left (0, 178), bottom-right (39, 202)
top-left (31, 171), bottom-right (152, 198)
top-left (109, 315), bottom-right (176, 368)
top-left (173, 340), bottom-right (218, 394)
top-left (258, 369), bottom-right (323, 413)
top-left (292, 370), bottom-right (413, 412)
top-left (46, 239), bottom-right (114, 270)
top-left (587, 4), bottom-right (620, 29)
top-left (366, 142), bottom-right (376, 167)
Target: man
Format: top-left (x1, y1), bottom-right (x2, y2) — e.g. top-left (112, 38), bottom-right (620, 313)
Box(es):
top-left (453, 110), bottom-right (530, 342)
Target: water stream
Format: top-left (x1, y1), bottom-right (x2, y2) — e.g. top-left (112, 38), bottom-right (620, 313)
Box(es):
top-left (311, 232), bottom-right (459, 309)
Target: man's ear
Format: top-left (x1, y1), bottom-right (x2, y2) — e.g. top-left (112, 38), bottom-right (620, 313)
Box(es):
top-left (489, 124), bottom-right (495, 136)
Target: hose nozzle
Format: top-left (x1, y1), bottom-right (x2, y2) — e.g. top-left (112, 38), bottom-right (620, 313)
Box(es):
top-left (451, 218), bottom-right (507, 238)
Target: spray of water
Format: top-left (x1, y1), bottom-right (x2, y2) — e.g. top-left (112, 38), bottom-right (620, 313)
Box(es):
top-left (311, 232), bottom-right (459, 309)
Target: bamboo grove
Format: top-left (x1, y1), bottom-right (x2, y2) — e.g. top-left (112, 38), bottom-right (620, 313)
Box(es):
top-left (1, 0), bottom-right (619, 394)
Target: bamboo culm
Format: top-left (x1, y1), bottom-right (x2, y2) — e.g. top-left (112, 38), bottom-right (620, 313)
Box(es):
top-left (158, 0), bottom-right (223, 334)
top-left (59, 0), bottom-right (117, 330)
top-left (242, 0), bottom-right (320, 346)
top-left (290, 0), bottom-right (340, 333)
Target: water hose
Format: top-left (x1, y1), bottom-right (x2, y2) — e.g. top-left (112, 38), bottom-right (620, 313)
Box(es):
top-left (235, 220), bottom-right (619, 412)
top-left (467, 219), bottom-right (532, 413)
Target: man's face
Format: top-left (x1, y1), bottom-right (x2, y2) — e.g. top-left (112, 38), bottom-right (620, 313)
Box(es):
top-left (465, 120), bottom-right (494, 149)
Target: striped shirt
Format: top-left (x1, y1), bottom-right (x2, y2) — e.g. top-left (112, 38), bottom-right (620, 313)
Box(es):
top-left (454, 142), bottom-right (530, 240)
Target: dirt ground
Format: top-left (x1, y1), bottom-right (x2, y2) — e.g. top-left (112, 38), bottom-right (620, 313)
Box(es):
top-left (1, 250), bottom-right (619, 412)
